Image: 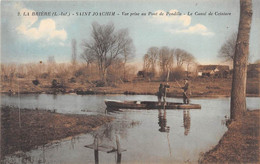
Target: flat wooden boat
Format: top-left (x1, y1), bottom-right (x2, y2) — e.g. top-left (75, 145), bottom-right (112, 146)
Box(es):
top-left (105, 100), bottom-right (201, 110)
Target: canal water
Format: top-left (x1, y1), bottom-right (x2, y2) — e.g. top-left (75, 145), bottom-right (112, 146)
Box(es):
top-left (1, 94), bottom-right (259, 164)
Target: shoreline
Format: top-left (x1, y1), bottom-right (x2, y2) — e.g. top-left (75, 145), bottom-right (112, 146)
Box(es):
top-left (199, 110), bottom-right (260, 163)
top-left (1, 78), bottom-right (259, 98)
top-left (1, 106), bottom-right (114, 159)
top-left (1, 91), bottom-right (259, 98)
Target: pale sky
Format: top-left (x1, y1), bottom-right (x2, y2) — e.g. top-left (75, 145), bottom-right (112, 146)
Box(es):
top-left (1, 0), bottom-right (260, 65)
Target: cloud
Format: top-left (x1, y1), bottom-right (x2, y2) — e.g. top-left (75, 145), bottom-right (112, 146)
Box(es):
top-left (16, 8), bottom-right (38, 30)
top-left (148, 10), bottom-right (191, 27)
top-left (148, 9), bottom-right (214, 36)
top-left (169, 24), bottom-right (215, 36)
top-left (16, 8), bottom-right (67, 42)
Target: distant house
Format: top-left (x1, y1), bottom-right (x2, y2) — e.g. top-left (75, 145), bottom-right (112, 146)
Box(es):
top-left (247, 63), bottom-right (260, 78)
top-left (197, 65), bottom-right (230, 78)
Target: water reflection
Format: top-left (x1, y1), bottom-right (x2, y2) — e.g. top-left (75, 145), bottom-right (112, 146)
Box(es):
top-left (52, 94), bottom-right (57, 100)
top-left (38, 145), bottom-right (46, 164)
top-left (34, 94), bottom-right (40, 100)
top-left (157, 109), bottom-right (191, 136)
top-left (85, 135), bottom-right (125, 164)
top-left (158, 109), bottom-right (170, 133)
top-left (157, 108), bottom-right (173, 157)
top-left (83, 114), bottom-right (140, 164)
top-left (183, 110), bottom-right (191, 136)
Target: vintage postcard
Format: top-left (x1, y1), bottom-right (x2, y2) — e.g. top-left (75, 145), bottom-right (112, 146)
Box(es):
top-left (1, 0), bottom-right (259, 163)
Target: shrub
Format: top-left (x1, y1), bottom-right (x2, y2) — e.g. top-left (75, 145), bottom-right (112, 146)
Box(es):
top-left (69, 77), bottom-right (76, 83)
top-left (32, 79), bottom-right (40, 86)
top-left (95, 80), bottom-right (105, 87)
top-left (40, 73), bottom-right (49, 79)
top-left (74, 68), bottom-right (85, 77)
top-left (170, 67), bottom-right (186, 81)
top-left (52, 79), bottom-right (58, 88)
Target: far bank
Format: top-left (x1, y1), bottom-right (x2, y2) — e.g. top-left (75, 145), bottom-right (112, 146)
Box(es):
top-left (1, 77), bottom-right (259, 98)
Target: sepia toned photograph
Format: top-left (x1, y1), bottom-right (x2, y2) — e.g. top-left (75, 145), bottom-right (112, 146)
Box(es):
top-left (1, 0), bottom-right (259, 163)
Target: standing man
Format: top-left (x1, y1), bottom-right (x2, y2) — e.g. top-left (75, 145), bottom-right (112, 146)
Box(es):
top-left (157, 83), bottom-right (163, 104)
top-left (162, 83), bottom-right (170, 103)
top-left (182, 79), bottom-right (190, 104)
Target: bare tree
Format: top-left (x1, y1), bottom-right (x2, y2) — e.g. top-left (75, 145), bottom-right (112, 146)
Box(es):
top-left (158, 47), bottom-right (174, 81)
top-left (81, 48), bottom-right (96, 67)
top-left (81, 22), bottom-right (134, 83)
top-left (122, 43), bottom-right (135, 80)
top-left (71, 39), bottom-right (77, 64)
top-left (147, 47), bottom-right (159, 75)
top-left (47, 56), bottom-right (56, 77)
top-left (143, 53), bottom-right (151, 73)
top-left (230, 0), bottom-right (252, 120)
top-left (142, 47), bottom-right (159, 79)
top-left (184, 54), bottom-right (195, 77)
top-left (174, 48), bottom-right (193, 67)
top-left (218, 32), bottom-right (237, 62)
top-left (3, 64), bottom-right (17, 87)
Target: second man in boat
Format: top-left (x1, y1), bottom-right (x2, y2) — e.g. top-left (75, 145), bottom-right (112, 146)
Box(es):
top-left (182, 79), bottom-right (190, 104)
top-left (157, 83), bottom-right (170, 105)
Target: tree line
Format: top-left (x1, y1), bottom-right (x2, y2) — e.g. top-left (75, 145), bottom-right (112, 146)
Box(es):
top-left (79, 22), bottom-right (197, 83)
top-left (142, 47), bottom-right (195, 81)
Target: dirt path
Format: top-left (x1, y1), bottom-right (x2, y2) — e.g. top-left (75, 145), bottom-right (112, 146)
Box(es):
top-left (1, 106), bottom-right (113, 158)
top-left (199, 110), bottom-right (260, 163)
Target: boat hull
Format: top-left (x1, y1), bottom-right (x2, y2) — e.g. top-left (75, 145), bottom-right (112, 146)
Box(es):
top-left (105, 100), bottom-right (201, 110)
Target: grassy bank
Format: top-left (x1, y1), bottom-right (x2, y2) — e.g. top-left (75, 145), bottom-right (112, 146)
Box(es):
top-left (1, 106), bottom-right (113, 158)
top-left (1, 77), bottom-right (259, 97)
top-left (199, 110), bottom-right (260, 163)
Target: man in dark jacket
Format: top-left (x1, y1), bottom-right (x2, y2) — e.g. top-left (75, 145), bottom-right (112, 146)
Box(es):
top-left (182, 79), bottom-right (190, 104)
top-left (157, 83), bottom-right (163, 104)
top-left (162, 83), bottom-right (170, 103)
top-left (157, 83), bottom-right (170, 105)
